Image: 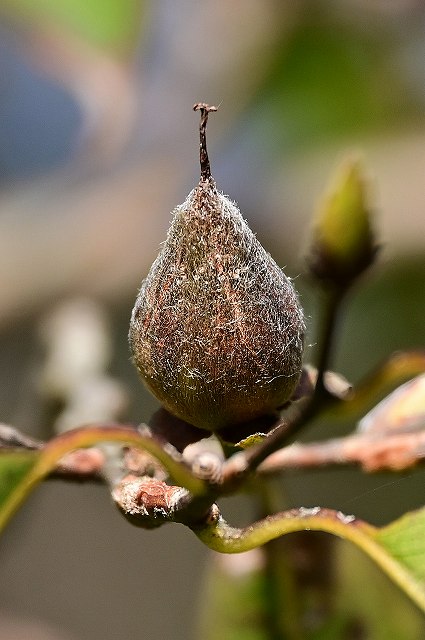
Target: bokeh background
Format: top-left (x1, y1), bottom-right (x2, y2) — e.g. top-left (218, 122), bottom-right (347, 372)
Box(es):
top-left (0, 1), bottom-right (425, 638)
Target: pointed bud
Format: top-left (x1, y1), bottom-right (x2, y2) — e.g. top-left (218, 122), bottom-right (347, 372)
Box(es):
top-left (308, 158), bottom-right (377, 287)
top-left (129, 105), bottom-right (305, 432)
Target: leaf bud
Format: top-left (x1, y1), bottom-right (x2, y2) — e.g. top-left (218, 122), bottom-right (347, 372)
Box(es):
top-left (308, 158), bottom-right (377, 287)
top-left (129, 104), bottom-right (305, 431)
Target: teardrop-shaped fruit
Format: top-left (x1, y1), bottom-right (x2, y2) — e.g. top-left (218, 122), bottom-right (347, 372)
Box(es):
top-left (129, 104), bottom-right (304, 431)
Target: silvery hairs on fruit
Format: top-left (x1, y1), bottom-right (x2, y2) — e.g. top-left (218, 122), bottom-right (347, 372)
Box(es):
top-left (129, 103), bottom-right (305, 432)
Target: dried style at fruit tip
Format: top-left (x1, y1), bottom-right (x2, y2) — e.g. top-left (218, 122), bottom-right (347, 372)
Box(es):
top-left (129, 104), bottom-right (305, 431)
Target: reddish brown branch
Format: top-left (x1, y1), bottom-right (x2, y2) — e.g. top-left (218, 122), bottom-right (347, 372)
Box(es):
top-left (3, 413), bottom-right (425, 505)
top-left (258, 427), bottom-right (425, 474)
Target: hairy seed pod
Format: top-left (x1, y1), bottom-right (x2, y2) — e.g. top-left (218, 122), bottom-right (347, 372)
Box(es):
top-left (129, 104), bottom-right (305, 432)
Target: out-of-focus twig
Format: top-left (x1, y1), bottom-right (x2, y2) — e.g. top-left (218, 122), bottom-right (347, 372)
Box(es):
top-left (0, 424), bottom-right (42, 450)
top-left (39, 298), bottom-right (128, 433)
top-left (38, 298), bottom-right (130, 486)
top-left (259, 425), bottom-right (425, 474)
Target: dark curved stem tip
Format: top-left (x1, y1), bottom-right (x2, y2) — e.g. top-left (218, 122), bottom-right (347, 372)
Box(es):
top-left (193, 102), bottom-right (217, 181)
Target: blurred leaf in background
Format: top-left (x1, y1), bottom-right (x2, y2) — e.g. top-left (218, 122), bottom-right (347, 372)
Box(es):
top-left (0, 0), bottom-right (143, 54)
top-left (257, 6), bottom-right (423, 149)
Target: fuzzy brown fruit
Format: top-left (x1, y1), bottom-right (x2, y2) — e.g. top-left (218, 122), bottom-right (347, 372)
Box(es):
top-left (129, 104), bottom-right (305, 431)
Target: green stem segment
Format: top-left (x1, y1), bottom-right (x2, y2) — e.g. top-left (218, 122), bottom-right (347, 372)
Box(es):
top-left (192, 507), bottom-right (425, 613)
top-left (313, 287), bottom-right (346, 398)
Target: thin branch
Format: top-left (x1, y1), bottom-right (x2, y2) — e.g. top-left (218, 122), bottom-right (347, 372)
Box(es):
top-left (258, 426), bottom-right (425, 474)
top-left (0, 424), bottom-right (42, 450)
top-left (0, 422), bottom-right (209, 495)
top-left (42, 426), bottom-right (425, 481)
top-left (222, 346), bottom-right (425, 488)
top-left (313, 287), bottom-right (346, 397)
top-left (222, 398), bottom-right (315, 487)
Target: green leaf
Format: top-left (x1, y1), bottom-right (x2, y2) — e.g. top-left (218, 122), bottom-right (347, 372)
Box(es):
top-left (1, 0), bottom-right (144, 53)
top-left (0, 450), bottom-right (39, 509)
top-left (334, 540), bottom-right (425, 639)
top-left (197, 527), bottom-right (425, 639)
top-left (0, 425), bottom-right (206, 534)
top-left (376, 509), bottom-right (425, 585)
top-left (257, 14), bottom-right (422, 149)
top-left (193, 506), bottom-right (425, 613)
top-left (234, 433), bottom-right (268, 449)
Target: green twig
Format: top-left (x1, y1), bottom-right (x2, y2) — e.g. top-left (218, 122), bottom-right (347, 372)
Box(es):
top-left (313, 287), bottom-right (346, 399)
top-left (192, 506), bottom-right (425, 613)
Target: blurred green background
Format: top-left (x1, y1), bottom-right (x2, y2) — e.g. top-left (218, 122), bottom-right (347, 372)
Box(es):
top-left (0, 1), bottom-right (424, 638)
